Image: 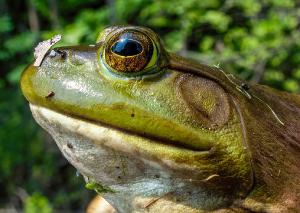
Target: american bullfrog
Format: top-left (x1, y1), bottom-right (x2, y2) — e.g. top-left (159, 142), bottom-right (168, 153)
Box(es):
top-left (20, 26), bottom-right (300, 212)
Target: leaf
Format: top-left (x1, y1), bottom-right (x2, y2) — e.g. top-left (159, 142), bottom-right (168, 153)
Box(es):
top-left (0, 15), bottom-right (13, 33)
top-left (4, 32), bottom-right (36, 54)
top-left (202, 11), bottom-right (231, 32)
top-left (283, 79), bottom-right (299, 92)
top-left (25, 193), bottom-right (53, 213)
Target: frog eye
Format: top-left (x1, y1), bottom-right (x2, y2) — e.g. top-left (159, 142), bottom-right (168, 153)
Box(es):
top-left (102, 30), bottom-right (158, 75)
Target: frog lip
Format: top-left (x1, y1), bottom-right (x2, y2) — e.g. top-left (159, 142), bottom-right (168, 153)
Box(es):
top-left (74, 116), bottom-right (212, 153)
top-left (27, 101), bottom-right (212, 153)
top-left (29, 104), bottom-right (212, 164)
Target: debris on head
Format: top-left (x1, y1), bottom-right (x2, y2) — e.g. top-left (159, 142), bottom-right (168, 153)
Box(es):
top-left (33, 34), bottom-right (62, 67)
top-left (45, 91), bottom-right (55, 99)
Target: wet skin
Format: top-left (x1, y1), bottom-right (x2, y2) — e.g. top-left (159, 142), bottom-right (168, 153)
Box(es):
top-left (20, 26), bottom-right (300, 212)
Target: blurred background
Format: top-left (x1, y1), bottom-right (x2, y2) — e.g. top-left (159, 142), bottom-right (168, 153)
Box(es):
top-left (0, 0), bottom-right (300, 212)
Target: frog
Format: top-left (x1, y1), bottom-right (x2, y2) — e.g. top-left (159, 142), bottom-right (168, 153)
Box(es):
top-left (20, 26), bottom-right (300, 213)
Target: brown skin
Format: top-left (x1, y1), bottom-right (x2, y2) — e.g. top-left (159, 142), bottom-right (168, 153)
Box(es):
top-left (237, 85), bottom-right (300, 212)
top-left (169, 54), bottom-right (300, 212)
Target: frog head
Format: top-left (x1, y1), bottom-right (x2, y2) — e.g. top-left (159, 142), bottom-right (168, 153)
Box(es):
top-left (20, 26), bottom-right (300, 212)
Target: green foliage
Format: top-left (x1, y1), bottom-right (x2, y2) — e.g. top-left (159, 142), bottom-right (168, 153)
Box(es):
top-left (0, 0), bottom-right (299, 210)
top-left (25, 193), bottom-right (53, 213)
top-left (0, 16), bottom-right (13, 33)
top-left (85, 181), bottom-right (115, 194)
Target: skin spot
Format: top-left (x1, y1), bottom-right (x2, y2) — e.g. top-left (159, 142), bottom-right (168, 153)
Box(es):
top-left (67, 143), bottom-right (73, 149)
top-left (45, 91), bottom-right (55, 99)
top-left (241, 83), bottom-right (250, 91)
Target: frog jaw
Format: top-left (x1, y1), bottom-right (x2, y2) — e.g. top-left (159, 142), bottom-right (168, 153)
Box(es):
top-left (30, 103), bottom-right (216, 179)
top-left (30, 104), bottom-right (239, 212)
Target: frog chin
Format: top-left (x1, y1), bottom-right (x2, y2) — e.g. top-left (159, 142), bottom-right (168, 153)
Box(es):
top-left (29, 104), bottom-right (234, 211)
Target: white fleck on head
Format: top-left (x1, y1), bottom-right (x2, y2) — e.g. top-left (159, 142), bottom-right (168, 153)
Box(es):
top-left (33, 34), bottom-right (62, 67)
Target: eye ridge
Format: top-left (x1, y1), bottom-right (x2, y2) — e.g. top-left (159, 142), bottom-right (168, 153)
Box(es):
top-left (111, 38), bottom-right (143, 57)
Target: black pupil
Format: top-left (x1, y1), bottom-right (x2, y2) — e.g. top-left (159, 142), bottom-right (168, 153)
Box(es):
top-left (111, 39), bottom-right (143, 56)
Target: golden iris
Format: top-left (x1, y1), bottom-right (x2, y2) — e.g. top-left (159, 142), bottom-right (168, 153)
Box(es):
top-left (103, 30), bottom-right (157, 74)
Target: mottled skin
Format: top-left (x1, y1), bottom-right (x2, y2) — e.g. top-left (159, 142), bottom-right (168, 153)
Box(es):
top-left (20, 26), bottom-right (300, 212)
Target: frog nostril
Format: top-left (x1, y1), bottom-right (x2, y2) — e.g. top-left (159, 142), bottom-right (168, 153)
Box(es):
top-left (48, 50), bottom-right (57, 57)
top-left (49, 49), bottom-right (66, 59)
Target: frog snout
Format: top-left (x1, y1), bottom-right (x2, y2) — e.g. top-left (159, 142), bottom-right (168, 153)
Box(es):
top-left (50, 46), bottom-right (97, 66)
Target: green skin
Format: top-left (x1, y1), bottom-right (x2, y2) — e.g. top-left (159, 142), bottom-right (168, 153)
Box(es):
top-left (20, 26), bottom-right (300, 212)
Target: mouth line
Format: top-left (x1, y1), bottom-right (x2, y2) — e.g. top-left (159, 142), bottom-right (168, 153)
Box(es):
top-left (30, 103), bottom-right (212, 153)
top-left (77, 116), bottom-right (212, 153)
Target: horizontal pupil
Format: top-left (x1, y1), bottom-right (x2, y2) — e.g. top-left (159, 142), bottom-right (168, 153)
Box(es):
top-left (111, 39), bottom-right (143, 56)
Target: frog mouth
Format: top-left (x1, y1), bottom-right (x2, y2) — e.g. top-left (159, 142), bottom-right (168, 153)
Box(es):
top-left (29, 104), bottom-right (212, 171)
